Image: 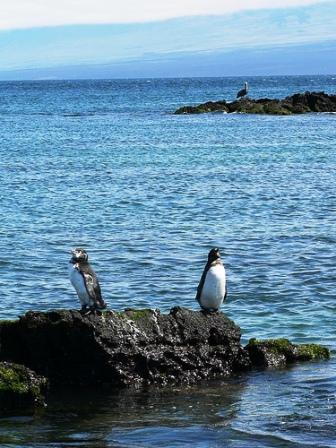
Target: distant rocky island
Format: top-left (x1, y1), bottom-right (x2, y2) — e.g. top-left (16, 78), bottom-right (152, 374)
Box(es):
top-left (0, 308), bottom-right (329, 413)
top-left (174, 91), bottom-right (336, 115)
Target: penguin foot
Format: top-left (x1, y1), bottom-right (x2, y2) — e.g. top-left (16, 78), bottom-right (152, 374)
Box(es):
top-left (201, 308), bottom-right (219, 315)
top-left (96, 302), bottom-right (107, 310)
top-left (80, 306), bottom-right (92, 316)
top-left (84, 305), bottom-right (104, 316)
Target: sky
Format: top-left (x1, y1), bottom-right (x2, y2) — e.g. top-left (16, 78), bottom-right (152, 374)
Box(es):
top-left (0, 0), bottom-right (335, 78)
top-left (0, 0), bottom-right (331, 29)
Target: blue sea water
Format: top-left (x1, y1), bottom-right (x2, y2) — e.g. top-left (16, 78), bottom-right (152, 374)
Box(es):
top-left (0, 76), bottom-right (335, 447)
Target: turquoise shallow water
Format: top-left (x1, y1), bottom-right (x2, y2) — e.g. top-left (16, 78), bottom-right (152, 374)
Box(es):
top-left (0, 76), bottom-right (335, 447)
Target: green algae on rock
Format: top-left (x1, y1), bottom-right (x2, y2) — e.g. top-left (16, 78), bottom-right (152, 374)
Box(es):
top-left (174, 91), bottom-right (336, 115)
top-left (245, 338), bottom-right (330, 368)
top-left (296, 343), bottom-right (330, 361)
top-left (0, 362), bottom-right (48, 413)
top-left (175, 101), bottom-right (230, 114)
top-left (123, 308), bottom-right (155, 320)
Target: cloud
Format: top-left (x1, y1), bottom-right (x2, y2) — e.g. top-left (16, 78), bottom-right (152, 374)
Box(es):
top-left (1, 2), bottom-right (334, 72)
top-left (0, 0), bottom-right (331, 30)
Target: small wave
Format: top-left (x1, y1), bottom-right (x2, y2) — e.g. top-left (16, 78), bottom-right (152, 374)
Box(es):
top-left (62, 112), bottom-right (95, 117)
top-left (232, 426), bottom-right (320, 447)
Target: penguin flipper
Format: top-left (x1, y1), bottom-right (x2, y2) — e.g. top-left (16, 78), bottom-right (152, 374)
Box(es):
top-left (81, 271), bottom-right (105, 308)
top-left (91, 280), bottom-right (107, 309)
top-left (195, 264), bottom-right (209, 303)
top-left (195, 285), bottom-right (202, 304)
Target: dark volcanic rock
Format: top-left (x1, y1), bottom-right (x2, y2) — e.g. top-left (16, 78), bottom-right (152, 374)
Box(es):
top-left (227, 98), bottom-right (292, 115)
top-left (283, 91), bottom-right (336, 113)
top-left (0, 308), bottom-right (251, 388)
top-left (175, 101), bottom-right (230, 114)
top-left (0, 310), bottom-right (330, 391)
top-left (0, 361), bottom-right (48, 413)
top-left (245, 338), bottom-right (330, 368)
top-left (174, 91), bottom-right (336, 115)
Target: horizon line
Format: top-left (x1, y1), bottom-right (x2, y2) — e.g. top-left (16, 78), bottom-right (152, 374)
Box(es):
top-left (0, 74), bottom-right (334, 82)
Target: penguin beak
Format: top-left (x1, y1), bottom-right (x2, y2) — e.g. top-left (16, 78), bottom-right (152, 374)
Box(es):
top-left (70, 249), bottom-right (77, 260)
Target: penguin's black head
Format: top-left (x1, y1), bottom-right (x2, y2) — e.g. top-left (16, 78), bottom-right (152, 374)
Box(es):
top-left (71, 248), bottom-right (89, 263)
top-left (208, 248), bottom-right (221, 263)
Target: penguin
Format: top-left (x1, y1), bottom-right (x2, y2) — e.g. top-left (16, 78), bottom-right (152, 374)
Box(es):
top-left (195, 248), bottom-right (227, 312)
top-left (69, 248), bottom-right (107, 314)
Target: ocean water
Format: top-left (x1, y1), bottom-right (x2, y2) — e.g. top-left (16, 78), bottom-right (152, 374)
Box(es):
top-left (0, 76), bottom-right (335, 447)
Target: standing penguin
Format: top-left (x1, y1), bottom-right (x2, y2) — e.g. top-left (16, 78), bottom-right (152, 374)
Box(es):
top-left (195, 248), bottom-right (227, 312)
top-left (69, 248), bottom-right (107, 313)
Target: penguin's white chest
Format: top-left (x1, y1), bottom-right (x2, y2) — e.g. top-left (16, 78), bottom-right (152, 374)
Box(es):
top-left (200, 264), bottom-right (226, 310)
top-left (68, 263), bottom-right (92, 307)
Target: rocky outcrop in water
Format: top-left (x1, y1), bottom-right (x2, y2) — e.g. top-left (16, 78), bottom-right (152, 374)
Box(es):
top-left (0, 308), bottom-right (329, 411)
top-left (245, 338), bottom-right (330, 368)
top-left (0, 308), bottom-right (251, 388)
top-left (0, 361), bottom-right (47, 413)
top-left (174, 91), bottom-right (336, 115)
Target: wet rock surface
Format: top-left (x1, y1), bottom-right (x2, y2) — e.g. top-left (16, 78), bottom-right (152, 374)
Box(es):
top-left (0, 309), bottom-right (330, 395)
top-left (245, 338), bottom-right (330, 368)
top-left (0, 308), bottom-right (250, 388)
top-left (174, 91), bottom-right (336, 115)
top-left (0, 361), bottom-right (48, 413)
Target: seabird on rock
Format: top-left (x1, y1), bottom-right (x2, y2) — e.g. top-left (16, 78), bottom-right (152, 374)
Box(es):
top-left (195, 248), bottom-right (227, 312)
top-left (69, 248), bottom-right (107, 314)
top-left (237, 82), bottom-right (249, 99)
